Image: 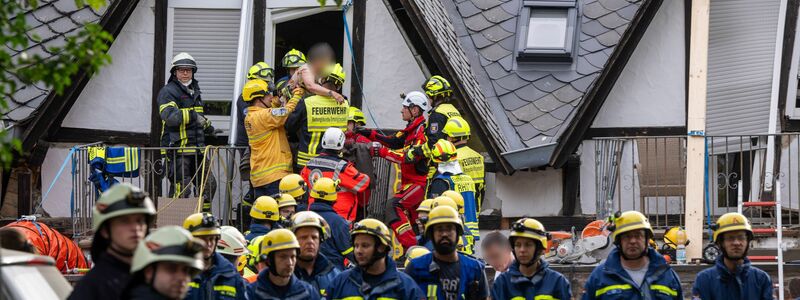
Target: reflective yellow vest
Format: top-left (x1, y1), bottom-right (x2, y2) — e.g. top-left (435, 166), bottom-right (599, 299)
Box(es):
top-left (297, 95), bottom-right (348, 166)
top-left (425, 104), bottom-right (462, 178)
top-left (457, 146), bottom-right (485, 208)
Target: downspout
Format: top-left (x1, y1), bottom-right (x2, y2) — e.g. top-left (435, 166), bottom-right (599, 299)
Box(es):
top-left (228, 0), bottom-right (254, 146)
top-left (764, 0), bottom-right (789, 192)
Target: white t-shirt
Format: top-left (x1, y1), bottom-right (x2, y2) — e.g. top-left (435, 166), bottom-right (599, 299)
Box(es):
top-left (623, 264), bottom-right (648, 287)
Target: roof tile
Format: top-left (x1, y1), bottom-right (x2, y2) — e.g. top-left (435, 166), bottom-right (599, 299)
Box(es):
top-left (581, 20), bottom-right (609, 36)
top-left (570, 74), bottom-right (598, 92)
top-left (597, 11), bottom-right (629, 29)
top-left (499, 92), bottom-right (530, 111)
top-left (533, 94), bottom-right (562, 112)
top-left (500, 0), bottom-right (519, 15)
top-left (584, 1), bottom-right (611, 19)
top-left (471, 0), bottom-right (503, 10)
top-left (457, 0), bottom-right (482, 17)
top-left (498, 53), bottom-right (513, 71)
top-left (552, 84), bottom-right (583, 103)
top-left (27, 24), bottom-right (58, 42)
top-left (531, 113), bottom-right (562, 131)
top-left (464, 13), bottom-right (494, 31)
top-left (496, 73), bottom-right (528, 91)
top-left (549, 103), bottom-right (574, 120)
top-left (579, 37), bottom-right (606, 53)
top-left (32, 5), bottom-right (62, 23)
top-left (599, 0), bottom-right (632, 11)
top-left (53, 0), bottom-right (79, 14)
top-left (484, 62), bottom-right (508, 80)
top-left (491, 81), bottom-right (513, 96)
top-left (617, 3), bottom-right (639, 20)
top-left (482, 5), bottom-right (514, 23)
top-left (510, 102), bottom-right (545, 122)
top-left (584, 50), bottom-right (610, 68)
top-left (532, 75), bottom-right (566, 93)
top-left (515, 123), bottom-right (540, 141)
top-left (470, 32), bottom-right (493, 48)
top-left (481, 24), bottom-right (513, 42)
top-left (498, 18), bottom-right (517, 32)
top-left (514, 83), bottom-right (549, 102)
top-left (595, 29), bottom-right (621, 47)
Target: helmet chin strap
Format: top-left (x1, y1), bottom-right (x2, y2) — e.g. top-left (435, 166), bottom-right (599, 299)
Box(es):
top-left (359, 248), bottom-right (387, 272)
top-left (719, 239), bottom-right (750, 261)
top-left (108, 243), bottom-right (134, 258)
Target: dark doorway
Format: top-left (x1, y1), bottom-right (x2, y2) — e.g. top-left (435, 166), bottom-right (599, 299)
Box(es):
top-left (274, 11), bottom-right (344, 81)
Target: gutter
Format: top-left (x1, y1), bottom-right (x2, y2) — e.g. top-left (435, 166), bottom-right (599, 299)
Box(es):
top-left (501, 142), bottom-right (558, 170)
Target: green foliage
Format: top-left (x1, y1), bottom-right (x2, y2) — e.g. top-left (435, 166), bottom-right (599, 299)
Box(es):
top-left (0, 0), bottom-right (112, 168)
top-left (318, 0), bottom-right (345, 7)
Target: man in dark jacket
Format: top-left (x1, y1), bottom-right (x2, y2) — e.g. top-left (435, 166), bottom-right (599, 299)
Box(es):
top-left (692, 213), bottom-right (773, 300)
top-left (308, 178), bottom-right (355, 270)
top-left (290, 211), bottom-right (341, 298)
top-left (157, 52), bottom-right (216, 212)
top-left (246, 229), bottom-right (320, 300)
top-left (182, 213), bottom-right (247, 300)
top-left (69, 183), bottom-right (155, 300)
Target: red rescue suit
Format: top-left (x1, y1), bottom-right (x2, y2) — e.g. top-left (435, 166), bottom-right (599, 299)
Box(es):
top-left (301, 151), bottom-right (370, 221)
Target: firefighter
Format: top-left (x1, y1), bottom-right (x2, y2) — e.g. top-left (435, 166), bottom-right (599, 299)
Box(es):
top-left (289, 43), bottom-right (346, 102)
top-left (246, 229), bottom-right (320, 300)
top-left (276, 193), bottom-right (298, 219)
top-left (69, 183), bottom-right (155, 300)
top-left (244, 196), bottom-right (282, 241)
top-left (405, 206), bottom-right (489, 300)
top-left (327, 219), bottom-right (425, 299)
top-left (345, 106), bottom-right (371, 144)
top-left (290, 211), bottom-right (341, 298)
top-left (415, 198), bottom-right (434, 241)
top-left (692, 213), bottom-right (773, 300)
top-left (286, 63), bottom-right (349, 171)
top-left (242, 236), bottom-right (266, 283)
top-left (404, 245), bottom-right (431, 268)
top-left (344, 106), bottom-right (373, 220)
top-left (424, 196), bottom-right (475, 253)
top-left (582, 211), bottom-right (682, 299)
top-left (276, 49), bottom-right (306, 93)
top-left (492, 218), bottom-right (572, 299)
top-left (244, 79), bottom-right (305, 198)
top-left (427, 139), bottom-right (479, 254)
top-left (218, 226), bottom-right (251, 266)
top-left (280, 173), bottom-right (308, 211)
top-left (442, 116), bottom-right (485, 211)
top-left (308, 177), bottom-right (355, 270)
top-left (158, 52), bottom-right (217, 212)
top-left (122, 226), bottom-right (205, 300)
top-left (183, 213), bottom-right (247, 300)
top-left (357, 91), bottom-right (431, 249)
top-left (301, 127), bottom-right (370, 221)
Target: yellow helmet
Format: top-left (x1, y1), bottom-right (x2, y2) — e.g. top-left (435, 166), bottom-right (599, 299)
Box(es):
top-left (276, 194), bottom-right (297, 209)
top-left (250, 196), bottom-right (280, 221)
top-left (247, 62), bottom-right (274, 81)
top-left (416, 199), bottom-right (435, 213)
top-left (321, 63), bottom-right (346, 86)
top-left (351, 218), bottom-right (392, 247)
top-left (509, 218), bottom-right (549, 250)
top-left (259, 229), bottom-right (300, 260)
top-left (279, 174), bottom-right (307, 199)
top-left (290, 211), bottom-right (330, 241)
top-left (712, 212), bottom-right (753, 242)
top-left (282, 49), bottom-right (306, 68)
top-left (131, 226), bottom-right (205, 273)
top-left (422, 75), bottom-right (453, 98)
top-left (183, 212), bottom-right (221, 237)
top-left (242, 79), bottom-right (269, 102)
top-left (92, 183), bottom-right (155, 232)
top-left (431, 196), bottom-right (458, 211)
top-left (431, 139), bottom-right (458, 163)
top-left (441, 190), bottom-right (464, 213)
top-left (442, 116), bottom-right (471, 139)
top-left (663, 227), bottom-right (690, 249)
top-left (404, 246), bottom-right (430, 268)
top-left (245, 235), bottom-right (265, 267)
top-left (348, 106), bottom-right (366, 125)
top-left (425, 206), bottom-right (463, 237)
top-left (609, 211), bottom-right (653, 242)
top-left (310, 177), bottom-right (338, 202)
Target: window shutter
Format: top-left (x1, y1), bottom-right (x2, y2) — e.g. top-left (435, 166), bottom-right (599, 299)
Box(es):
top-left (173, 8), bottom-right (240, 102)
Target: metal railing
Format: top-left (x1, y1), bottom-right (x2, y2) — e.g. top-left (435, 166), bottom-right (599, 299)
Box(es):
top-left (70, 144), bottom-right (398, 239)
top-left (592, 134), bottom-right (800, 230)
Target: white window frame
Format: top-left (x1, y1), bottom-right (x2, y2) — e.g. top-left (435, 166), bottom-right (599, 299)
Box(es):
top-left (517, 0), bottom-right (577, 62)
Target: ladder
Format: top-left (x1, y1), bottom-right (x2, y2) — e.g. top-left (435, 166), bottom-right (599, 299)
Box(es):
top-left (737, 182), bottom-right (785, 299)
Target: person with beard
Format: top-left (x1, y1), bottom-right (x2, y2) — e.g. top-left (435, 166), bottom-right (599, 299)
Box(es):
top-left (183, 213), bottom-right (248, 300)
top-left (582, 211), bottom-right (682, 299)
top-left (279, 174), bottom-right (308, 211)
top-left (290, 211), bottom-right (341, 298)
top-left (327, 219), bottom-right (424, 299)
top-left (246, 229), bottom-right (319, 300)
top-left (405, 206), bottom-right (489, 300)
top-left (692, 213), bottom-right (773, 299)
top-left (491, 218), bottom-right (571, 299)
top-left (122, 226), bottom-right (205, 300)
top-left (69, 183), bottom-right (155, 300)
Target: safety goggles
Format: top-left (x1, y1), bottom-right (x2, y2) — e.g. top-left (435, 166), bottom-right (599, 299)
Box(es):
top-left (253, 68), bottom-right (274, 81)
top-left (511, 222), bottom-right (547, 237)
top-left (283, 55), bottom-right (303, 66)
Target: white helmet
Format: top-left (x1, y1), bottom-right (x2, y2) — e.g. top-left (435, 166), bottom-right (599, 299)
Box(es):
top-left (171, 52), bottom-right (197, 72)
top-left (402, 91), bottom-right (430, 113)
top-left (321, 127), bottom-right (346, 151)
top-left (217, 225), bottom-right (250, 256)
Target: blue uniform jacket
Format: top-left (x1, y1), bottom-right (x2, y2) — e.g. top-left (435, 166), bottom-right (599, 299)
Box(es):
top-left (294, 254), bottom-right (341, 298)
top-left (328, 256), bottom-right (424, 300)
top-left (692, 256), bottom-right (773, 300)
top-left (185, 252), bottom-right (248, 300)
top-left (405, 252), bottom-right (488, 299)
top-left (310, 202), bottom-right (354, 270)
top-left (582, 248), bottom-right (683, 300)
top-left (246, 267), bottom-right (320, 300)
top-left (245, 223), bottom-right (280, 242)
top-left (491, 259), bottom-right (572, 300)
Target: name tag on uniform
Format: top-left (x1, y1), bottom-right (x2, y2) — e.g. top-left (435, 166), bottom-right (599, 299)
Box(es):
top-left (272, 108), bottom-right (287, 116)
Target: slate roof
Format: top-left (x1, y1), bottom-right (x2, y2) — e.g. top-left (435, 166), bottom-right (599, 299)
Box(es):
top-left (3, 0), bottom-right (111, 126)
top-left (407, 0), bottom-right (649, 168)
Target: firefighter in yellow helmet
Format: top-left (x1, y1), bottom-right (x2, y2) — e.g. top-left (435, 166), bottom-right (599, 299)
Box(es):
top-left (183, 212), bottom-right (248, 300)
top-left (280, 173), bottom-right (308, 209)
top-left (236, 62), bottom-right (276, 231)
top-left (290, 211), bottom-right (341, 298)
top-left (443, 116), bottom-right (485, 210)
top-left (245, 196), bottom-right (281, 241)
top-left (692, 213), bottom-right (773, 299)
top-left (243, 78), bottom-right (305, 202)
top-left (246, 229), bottom-right (319, 299)
top-left (275, 193), bottom-right (298, 219)
top-left (414, 199), bottom-right (434, 239)
top-left (242, 235), bottom-right (266, 283)
top-left (308, 177), bottom-right (354, 270)
top-left (326, 219), bottom-right (424, 299)
top-left (286, 63), bottom-right (349, 172)
top-left (122, 226), bottom-right (205, 299)
top-left (492, 218), bottom-right (571, 299)
top-left (343, 106), bottom-right (374, 220)
top-left (405, 206), bottom-right (488, 299)
top-left (583, 211), bottom-right (682, 299)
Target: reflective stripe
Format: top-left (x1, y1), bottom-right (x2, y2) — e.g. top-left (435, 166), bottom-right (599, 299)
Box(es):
top-left (214, 285), bottom-right (237, 296)
top-left (248, 130), bottom-right (273, 143)
top-left (159, 101), bottom-right (178, 113)
top-left (189, 282), bottom-right (200, 288)
top-left (194, 106), bottom-right (204, 113)
top-left (511, 297), bottom-right (526, 300)
top-left (427, 284), bottom-right (438, 298)
top-left (251, 163), bottom-right (292, 178)
top-left (341, 246), bottom-right (354, 255)
top-left (337, 297), bottom-right (364, 300)
top-left (650, 284), bottom-right (678, 296)
top-left (352, 175), bottom-right (369, 191)
top-left (595, 284), bottom-right (632, 297)
top-left (179, 109), bottom-right (188, 148)
top-left (534, 295), bottom-right (558, 300)
top-left (376, 298), bottom-right (398, 300)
